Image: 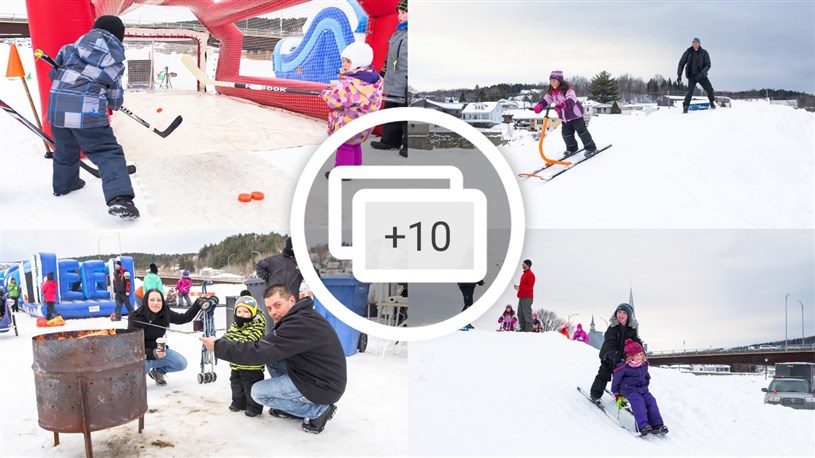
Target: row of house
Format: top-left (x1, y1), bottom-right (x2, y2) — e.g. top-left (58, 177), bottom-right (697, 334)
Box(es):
top-left (410, 96), bottom-right (671, 130)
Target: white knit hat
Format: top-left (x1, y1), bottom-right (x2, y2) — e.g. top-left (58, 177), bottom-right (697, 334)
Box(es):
top-left (341, 41), bottom-right (373, 71)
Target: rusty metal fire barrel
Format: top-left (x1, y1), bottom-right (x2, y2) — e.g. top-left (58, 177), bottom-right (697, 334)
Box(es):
top-left (32, 328), bottom-right (147, 457)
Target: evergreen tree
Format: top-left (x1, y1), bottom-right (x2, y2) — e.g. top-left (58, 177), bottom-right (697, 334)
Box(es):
top-left (458, 90), bottom-right (467, 103)
top-left (587, 71), bottom-right (619, 102)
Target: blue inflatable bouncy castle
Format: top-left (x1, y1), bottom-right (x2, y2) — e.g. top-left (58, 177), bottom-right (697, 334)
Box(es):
top-left (14, 253), bottom-right (136, 319)
top-left (273, 7), bottom-right (356, 84)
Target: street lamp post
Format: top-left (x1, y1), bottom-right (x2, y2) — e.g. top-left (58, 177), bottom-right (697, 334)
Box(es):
top-left (800, 300), bottom-right (805, 345)
top-left (115, 231), bottom-right (122, 255)
top-left (567, 313), bottom-right (578, 324)
top-left (785, 293), bottom-right (790, 349)
top-left (227, 254), bottom-right (236, 272)
top-left (97, 236), bottom-right (104, 257)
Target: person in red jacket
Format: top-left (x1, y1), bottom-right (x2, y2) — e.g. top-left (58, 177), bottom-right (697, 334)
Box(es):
top-left (513, 259), bottom-right (535, 332)
top-left (41, 272), bottom-right (60, 320)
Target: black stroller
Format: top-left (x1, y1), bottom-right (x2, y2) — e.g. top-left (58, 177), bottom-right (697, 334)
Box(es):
top-left (0, 288), bottom-right (18, 337)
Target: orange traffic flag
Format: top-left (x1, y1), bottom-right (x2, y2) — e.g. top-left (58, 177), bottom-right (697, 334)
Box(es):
top-left (5, 44), bottom-right (25, 78)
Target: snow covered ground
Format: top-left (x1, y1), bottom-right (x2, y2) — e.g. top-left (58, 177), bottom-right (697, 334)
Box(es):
top-left (502, 101), bottom-right (814, 228)
top-left (409, 331), bottom-right (815, 457)
top-left (0, 302), bottom-right (407, 457)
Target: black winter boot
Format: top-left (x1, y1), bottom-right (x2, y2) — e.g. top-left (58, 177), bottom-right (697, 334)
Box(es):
top-left (302, 404), bottom-right (336, 434)
top-left (108, 196), bottom-right (140, 220)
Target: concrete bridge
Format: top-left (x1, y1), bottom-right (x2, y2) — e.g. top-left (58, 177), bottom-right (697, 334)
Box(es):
top-left (648, 348), bottom-right (815, 366)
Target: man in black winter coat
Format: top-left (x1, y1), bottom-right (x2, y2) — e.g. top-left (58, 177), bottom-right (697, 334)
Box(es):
top-left (256, 237), bottom-right (303, 334)
top-left (201, 284), bottom-right (347, 434)
top-left (677, 37), bottom-right (716, 113)
top-left (589, 303), bottom-right (643, 401)
top-left (111, 260), bottom-right (132, 321)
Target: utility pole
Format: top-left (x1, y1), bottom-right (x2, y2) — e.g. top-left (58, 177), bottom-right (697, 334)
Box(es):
top-left (785, 293), bottom-right (790, 349)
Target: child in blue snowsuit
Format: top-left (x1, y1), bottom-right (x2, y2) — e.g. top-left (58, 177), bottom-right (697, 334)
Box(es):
top-left (611, 338), bottom-right (669, 435)
top-left (47, 15), bottom-right (139, 220)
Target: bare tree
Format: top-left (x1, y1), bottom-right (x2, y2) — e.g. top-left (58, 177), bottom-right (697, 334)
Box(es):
top-left (535, 308), bottom-right (562, 332)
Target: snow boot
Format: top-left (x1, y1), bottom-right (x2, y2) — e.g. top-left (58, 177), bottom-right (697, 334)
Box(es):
top-left (682, 105), bottom-right (689, 114)
top-left (399, 146), bottom-right (408, 158)
top-left (302, 404), bottom-right (336, 434)
top-left (584, 149), bottom-right (597, 159)
top-left (709, 100), bottom-right (716, 109)
top-left (245, 409), bottom-right (262, 417)
top-left (654, 425), bottom-right (669, 434)
top-left (148, 368), bottom-right (167, 386)
top-left (564, 150), bottom-right (579, 158)
top-left (53, 178), bottom-right (86, 196)
top-left (108, 196), bottom-right (140, 220)
top-left (371, 141), bottom-right (399, 150)
top-left (270, 409), bottom-right (304, 421)
top-left (228, 404), bottom-right (244, 412)
top-left (639, 425), bottom-right (653, 436)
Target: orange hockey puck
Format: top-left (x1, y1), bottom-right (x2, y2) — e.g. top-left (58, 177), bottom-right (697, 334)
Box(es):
top-left (251, 191), bottom-right (265, 201)
top-left (238, 193), bottom-right (252, 202)
top-left (156, 107), bottom-right (163, 113)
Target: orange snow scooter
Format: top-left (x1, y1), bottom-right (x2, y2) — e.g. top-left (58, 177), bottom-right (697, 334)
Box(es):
top-left (517, 104), bottom-right (573, 179)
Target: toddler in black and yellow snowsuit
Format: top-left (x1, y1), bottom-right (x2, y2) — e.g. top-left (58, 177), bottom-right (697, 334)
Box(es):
top-left (225, 296), bottom-right (266, 417)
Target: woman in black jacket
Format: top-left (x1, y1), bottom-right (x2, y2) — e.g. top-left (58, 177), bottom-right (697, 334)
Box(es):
top-left (589, 303), bottom-right (643, 402)
top-left (128, 288), bottom-right (201, 386)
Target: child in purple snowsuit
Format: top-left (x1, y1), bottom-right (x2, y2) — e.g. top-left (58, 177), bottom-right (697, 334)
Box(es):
top-left (534, 70), bottom-right (597, 158)
top-left (498, 305), bottom-right (518, 331)
top-left (572, 323), bottom-right (589, 344)
top-left (321, 41), bottom-right (383, 178)
top-left (611, 339), bottom-right (668, 435)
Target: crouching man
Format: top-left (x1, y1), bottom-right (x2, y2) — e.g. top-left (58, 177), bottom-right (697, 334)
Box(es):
top-left (201, 284), bottom-right (346, 433)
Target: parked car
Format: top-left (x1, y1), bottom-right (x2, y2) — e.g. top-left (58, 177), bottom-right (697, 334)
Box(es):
top-left (762, 378), bottom-right (815, 410)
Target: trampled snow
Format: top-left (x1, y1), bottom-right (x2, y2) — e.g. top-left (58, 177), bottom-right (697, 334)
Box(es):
top-left (409, 331), bottom-right (815, 457)
top-left (0, 306), bottom-right (407, 457)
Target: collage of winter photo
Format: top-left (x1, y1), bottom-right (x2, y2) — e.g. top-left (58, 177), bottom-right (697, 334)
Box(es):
top-left (1, 1), bottom-right (813, 457)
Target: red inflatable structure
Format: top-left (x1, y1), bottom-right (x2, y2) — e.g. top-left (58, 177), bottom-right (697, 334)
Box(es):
top-left (25, 0), bottom-right (399, 132)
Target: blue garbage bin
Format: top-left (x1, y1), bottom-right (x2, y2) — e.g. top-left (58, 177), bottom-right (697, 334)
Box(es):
top-left (312, 276), bottom-right (370, 357)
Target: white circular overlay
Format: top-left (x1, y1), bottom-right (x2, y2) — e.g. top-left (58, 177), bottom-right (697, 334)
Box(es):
top-left (291, 107), bottom-right (525, 342)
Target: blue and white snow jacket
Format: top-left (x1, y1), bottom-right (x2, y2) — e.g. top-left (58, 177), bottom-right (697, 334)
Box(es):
top-left (47, 28), bottom-right (125, 129)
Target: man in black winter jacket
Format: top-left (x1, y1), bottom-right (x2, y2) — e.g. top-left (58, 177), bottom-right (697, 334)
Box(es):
top-left (677, 37), bottom-right (716, 113)
top-left (589, 303), bottom-right (643, 401)
top-left (202, 284), bottom-right (347, 434)
top-left (256, 237), bottom-right (303, 334)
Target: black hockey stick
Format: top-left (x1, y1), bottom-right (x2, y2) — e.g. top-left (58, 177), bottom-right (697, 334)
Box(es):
top-left (181, 55), bottom-right (407, 104)
top-left (35, 49), bottom-right (183, 138)
top-left (0, 98), bottom-right (136, 178)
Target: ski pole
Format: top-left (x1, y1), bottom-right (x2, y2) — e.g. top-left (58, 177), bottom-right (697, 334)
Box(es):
top-left (34, 49), bottom-right (183, 138)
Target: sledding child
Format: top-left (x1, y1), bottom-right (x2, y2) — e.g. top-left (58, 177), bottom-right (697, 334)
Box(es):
top-left (498, 305), bottom-right (517, 331)
top-left (225, 296), bottom-right (267, 417)
top-left (47, 15), bottom-right (139, 220)
top-left (572, 323), bottom-right (589, 344)
top-left (558, 322), bottom-right (571, 339)
top-left (531, 312), bottom-right (543, 333)
top-left (611, 339), bottom-right (669, 436)
top-left (321, 41), bottom-right (384, 178)
top-left (534, 70), bottom-right (598, 158)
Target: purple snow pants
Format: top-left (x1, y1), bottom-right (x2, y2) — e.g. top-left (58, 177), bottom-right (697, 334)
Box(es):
top-left (626, 391), bottom-right (663, 430)
top-left (334, 143), bottom-right (363, 166)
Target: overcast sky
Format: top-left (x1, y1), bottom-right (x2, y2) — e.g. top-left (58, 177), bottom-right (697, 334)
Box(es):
top-left (411, 0), bottom-right (815, 93)
top-left (477, 229), bottom-right (815, 351)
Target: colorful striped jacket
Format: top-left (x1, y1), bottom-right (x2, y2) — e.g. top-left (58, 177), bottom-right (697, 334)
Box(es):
top-left (224, 313), bottom-right (267, 371)
top-left (320, 66), bottom-right (383, 145)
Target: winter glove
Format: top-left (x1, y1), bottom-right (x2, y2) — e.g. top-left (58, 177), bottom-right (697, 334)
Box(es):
top-left (615, 395), bottom-right (628, 409)
top-left (557, 101), bottom-right (568, 109)
top-left (676, 76), bottom-right (682, 85)
top-left (533, 103), bottom-right (544, 114)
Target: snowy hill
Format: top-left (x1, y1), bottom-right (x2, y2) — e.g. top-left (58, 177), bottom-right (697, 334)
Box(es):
top-left (409, 331), bottom-right (815, 457)
top-left (502, 101), bottom-right (814, 228)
